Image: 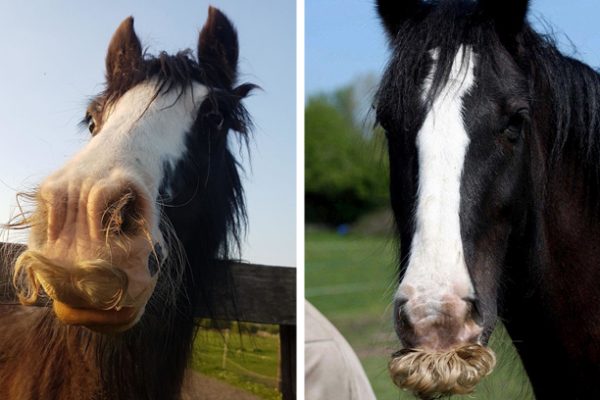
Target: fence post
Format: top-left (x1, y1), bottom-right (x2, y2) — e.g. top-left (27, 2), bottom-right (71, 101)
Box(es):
top-left (279, 324), bottom-right (296, 400)
top-left (221, 329), bottom-right (230, 370)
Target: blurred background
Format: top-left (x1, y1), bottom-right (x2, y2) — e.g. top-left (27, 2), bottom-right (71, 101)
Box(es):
top-left (305, 0), bottom-right (600, 399)
top-left (0, 1), bottom-right (295, 399)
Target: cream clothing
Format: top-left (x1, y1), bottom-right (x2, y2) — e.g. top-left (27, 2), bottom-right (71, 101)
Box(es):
top-left (305, 301), bottom-right (377, 400)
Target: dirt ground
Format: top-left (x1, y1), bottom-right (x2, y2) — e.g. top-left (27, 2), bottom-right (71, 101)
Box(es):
top-left (181, 370), bottom-right (261, 400)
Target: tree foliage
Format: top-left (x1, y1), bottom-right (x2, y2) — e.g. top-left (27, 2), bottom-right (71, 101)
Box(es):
top-left (305, 84), bottom-right (388, 225)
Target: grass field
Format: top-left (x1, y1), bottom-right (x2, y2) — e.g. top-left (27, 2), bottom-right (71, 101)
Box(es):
top-left (306, 231), bottom-right (535, 400)
top-left (190, 324), bottom-right (282, 400)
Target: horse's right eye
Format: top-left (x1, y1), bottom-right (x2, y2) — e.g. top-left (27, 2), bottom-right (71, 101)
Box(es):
top-left (87, 116), bottom-right (97, 134)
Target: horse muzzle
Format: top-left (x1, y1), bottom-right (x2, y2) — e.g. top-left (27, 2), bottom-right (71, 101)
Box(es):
top-left (390, 294), bottom-right (496, 399)
top-left (12, 174), bottom-right (161, 332)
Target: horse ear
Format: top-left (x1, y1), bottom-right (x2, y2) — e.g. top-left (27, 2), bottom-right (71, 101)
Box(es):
top-left (376, 0), bottom-right (422, 39)
top-left (478, 0), bottom-right (530, 40)
top-left (105, 17), bottom-right (143, 83)
top-left (198, 7), bottom-right (239, 87)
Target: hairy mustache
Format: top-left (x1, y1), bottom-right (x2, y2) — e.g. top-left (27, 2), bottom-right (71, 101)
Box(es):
top-left (12, 251), bottom-right (153, 311)
top-left (389, 344), bottom-right (496, 400)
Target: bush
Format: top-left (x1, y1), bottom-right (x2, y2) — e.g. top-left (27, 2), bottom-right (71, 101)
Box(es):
top-left (305, 87), bottom-right (388, 225)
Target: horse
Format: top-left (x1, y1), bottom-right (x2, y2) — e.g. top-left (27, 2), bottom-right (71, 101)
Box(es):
top-left (374, 0), bottom-right (600, 399)
top-left (0, 7), bottom-right (256, 399)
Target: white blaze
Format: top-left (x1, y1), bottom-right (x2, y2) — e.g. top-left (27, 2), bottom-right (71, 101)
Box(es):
top-left (397, 46), bottom-right (476, 304)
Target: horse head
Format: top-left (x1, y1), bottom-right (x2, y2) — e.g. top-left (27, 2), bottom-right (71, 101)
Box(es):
top-left (11, 7), bottom-right (254, 333)
top-left (376, 0), bottom-right (533, 397)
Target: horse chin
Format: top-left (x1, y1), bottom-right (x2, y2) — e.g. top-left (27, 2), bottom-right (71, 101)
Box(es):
top-left (53, 300), bottom-right (143, 333)
top-left (389, 344), bottom-right (496, 400)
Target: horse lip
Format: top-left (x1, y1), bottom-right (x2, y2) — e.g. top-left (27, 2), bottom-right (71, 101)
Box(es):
top-left (53, 300), bottom-right (141, 332)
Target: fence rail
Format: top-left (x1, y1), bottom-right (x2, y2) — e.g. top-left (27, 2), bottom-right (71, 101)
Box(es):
top-left (0, 242), bottom-right (297, 399)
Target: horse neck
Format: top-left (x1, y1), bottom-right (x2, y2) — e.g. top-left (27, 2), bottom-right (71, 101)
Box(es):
top-left (500, 39), bottom-right (600, 397)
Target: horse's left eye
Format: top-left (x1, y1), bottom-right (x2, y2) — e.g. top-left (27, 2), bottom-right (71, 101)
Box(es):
top-left (504, 126), bottom-right (521, 143)
top-left (504, 111), bottom-right (528, 143)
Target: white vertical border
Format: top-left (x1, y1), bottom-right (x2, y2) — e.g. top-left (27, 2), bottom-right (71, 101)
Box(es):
top-left (296, 0), bottom-right (305, 398)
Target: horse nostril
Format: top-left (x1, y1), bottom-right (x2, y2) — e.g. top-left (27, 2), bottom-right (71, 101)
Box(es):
top-left (395, 297), bottom-right (409, 308)
top-left (394, 297), bottom-right (409, 325)
top-left (101, 187), bottom-right (144, 237)
top-left (464, 297), bottom-right (484, 326)
top-left (394, 298), bottom-right (414, 342)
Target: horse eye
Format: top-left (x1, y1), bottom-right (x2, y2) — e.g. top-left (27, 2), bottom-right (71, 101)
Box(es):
top-left (503, 112), bottom-right (527, 143)
top-left (88, 117), bottom-right (96, 134)
top-left (504, 126), bottom-right (521, 143)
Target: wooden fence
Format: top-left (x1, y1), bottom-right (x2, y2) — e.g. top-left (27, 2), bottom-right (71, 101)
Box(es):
top-left (196, 261), bottom-right (297, 399)
top-left (0, 243), bottom-right (297, 400)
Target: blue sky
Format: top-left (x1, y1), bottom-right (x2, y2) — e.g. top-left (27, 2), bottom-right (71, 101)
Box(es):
top-left (307, 0), bottom-right (600, 96)
top-left (0, 1), bottom-right (296, 267)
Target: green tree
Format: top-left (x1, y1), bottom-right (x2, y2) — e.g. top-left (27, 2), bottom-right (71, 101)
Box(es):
top-left (305, 85), bottom-right (388, 225)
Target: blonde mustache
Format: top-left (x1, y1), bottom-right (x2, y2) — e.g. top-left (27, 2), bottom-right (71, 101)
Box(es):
top-left (13, 251), bottom-right (134, 311)
top-left (389, 344), bottom-right (496, 399)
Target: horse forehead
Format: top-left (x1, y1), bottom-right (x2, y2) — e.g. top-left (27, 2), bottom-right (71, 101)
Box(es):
top-left (413, 45), bottom-right (477, 161)
top-left (97, 80), bottom-right (209, 167)
top-left (413, 45), bottom-right (476, 164)
top-left (422, 46), bottom-right (477, 104)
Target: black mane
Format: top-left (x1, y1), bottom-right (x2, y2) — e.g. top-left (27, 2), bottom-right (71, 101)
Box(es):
top-left (520, 28), bottom-right (600, 209)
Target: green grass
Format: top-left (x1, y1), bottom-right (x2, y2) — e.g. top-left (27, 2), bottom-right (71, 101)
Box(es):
top-left (190, 324), bottom-right (282, 400)
top-left (306, 231), bottom-right (535, 400)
